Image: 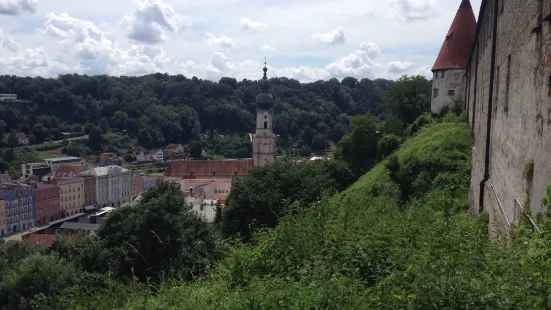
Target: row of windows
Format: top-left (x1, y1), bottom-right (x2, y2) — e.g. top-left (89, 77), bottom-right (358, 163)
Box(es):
top-left (5, 213), bottom-right (33, 224)
top-left (433, 89), bottom-right (455, 98)
top-left (36, 208), bottom-right (58, 216)
top-left (5, 205), bottom-right (32, 216)
top-left (214, 189), bottom-right (229, 194)
top-left (61, 187), bottom-right (80, 194)
top-left (62, 194), bottom-right (80, 202)
top-left (5, 198), bottom-right (33, 208)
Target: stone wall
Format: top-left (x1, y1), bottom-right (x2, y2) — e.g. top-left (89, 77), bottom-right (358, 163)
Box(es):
top-left (431, 69), bottom-right (467, 113)
top-left (467, 0), bottom-right (551, 231)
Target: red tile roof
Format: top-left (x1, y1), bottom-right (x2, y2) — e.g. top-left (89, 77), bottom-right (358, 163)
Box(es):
top-left (49, 164), bottom-right (86, 178)
top-left (432, 0), bottom-right (476, 71)
top-left (25, 233), bottom-right (72, 246)
top-left (165, 160), bottom-right (254, 178)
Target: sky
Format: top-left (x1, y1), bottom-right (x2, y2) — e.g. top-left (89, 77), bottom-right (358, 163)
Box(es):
top-left (0, 0), bottom-right (482, 82)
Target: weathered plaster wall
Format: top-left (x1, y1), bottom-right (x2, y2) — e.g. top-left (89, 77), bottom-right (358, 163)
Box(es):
top-left (431, 69), bottom-right (467, 114)
top-left (468, 0), bottom-right (551, 231)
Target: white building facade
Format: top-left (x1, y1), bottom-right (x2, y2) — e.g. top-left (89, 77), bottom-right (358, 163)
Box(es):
top-left (79, 166), bottom-right (133, 208)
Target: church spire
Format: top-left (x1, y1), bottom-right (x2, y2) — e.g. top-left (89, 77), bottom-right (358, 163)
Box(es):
top-left (262, 57), bottom-right (268, 80)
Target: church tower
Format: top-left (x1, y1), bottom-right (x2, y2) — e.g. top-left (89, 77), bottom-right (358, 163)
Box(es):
top-left (252, 61), bottom-right (276, 166)
top-left (431, 0), bottom-right (476, 114)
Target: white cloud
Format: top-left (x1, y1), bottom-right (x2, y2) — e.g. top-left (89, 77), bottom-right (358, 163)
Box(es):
top-left (391, 0), bottom-right (436, 22)
top-left (205, 32), bottom-right (234, 51)
top-left (41, 12), bottom-right (172, 75)
top-left (324, 42), bottom-right (380, 78)
top-left (313, 26), bottom-right (345, 45)
top-left (260, 45), bottom-right (277, 53)
top-left (0, 0), bottom-right (37, 15)
top-left (386, 61), bottom-right (413, 74)
top-left (240, 17), bottom-right (268, 32)
top-left (121, 0), bottom-right (188, 44)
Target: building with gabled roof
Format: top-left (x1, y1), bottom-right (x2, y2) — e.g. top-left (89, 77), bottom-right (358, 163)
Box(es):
top-left (78, 165), bottom-right (132, 208)
top-left (431, 0), bottom-right (477, 114)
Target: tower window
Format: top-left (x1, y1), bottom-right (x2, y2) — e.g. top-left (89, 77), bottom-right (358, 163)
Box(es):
top-left (264, 122), bottom-right (267, 129)
top-left (448, 90), bottom-right (455, 96)
top-left (264, 116), bottom-right (267, 119)
top-left (433, 89), bottom-right (439, 98)
top-left (441, 71), bottom-right (445, 78)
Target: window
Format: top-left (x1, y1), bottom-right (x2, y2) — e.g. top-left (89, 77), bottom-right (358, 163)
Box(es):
top-left (263, 121), bottom-right (268, 129)
top-left (441, 71), bottom-right (445, 78)
top-left (448, 90), bottom-right (455, 96)
top-left (548, 75), bottom-right (551, 97)
top-left (433, 89), bottom-right (439, 98)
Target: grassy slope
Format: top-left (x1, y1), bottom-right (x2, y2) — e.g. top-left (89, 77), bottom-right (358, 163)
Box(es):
top-left (124, 123), bottom-right (511, 309)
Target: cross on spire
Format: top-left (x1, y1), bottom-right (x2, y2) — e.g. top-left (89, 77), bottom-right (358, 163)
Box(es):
top-left (262, 57), bottom-right (268, 80)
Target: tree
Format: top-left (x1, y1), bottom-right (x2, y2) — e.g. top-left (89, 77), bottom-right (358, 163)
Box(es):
top-left (71, 124), bottom-right (82, 132)
top-left (189, 141), bottom-right (202, 159)
top-left (99, 117), bottom-right (109, 134)
top-left (378, 134), bottom-right (401, 159)
top-left (111, 111), bottom-right (128, 130)
top-left (335, 113), bottom-right (380, 172)
top-left (6, 130), bottom-right (18, 148)
top-left (382, 75), bottom-right (431, 125)
top-left (222, 160), bottom-right (353, 240)
top-left (98, 181), bottom-right (219, 281)
top-left (32, 123), bottom-right (48, 144)
top-left (88, 126), bottom-right (103, 151)
top-left (83, 122), bottom-right (94, 134)
top-left (137, 128), bottom-right (153, 149)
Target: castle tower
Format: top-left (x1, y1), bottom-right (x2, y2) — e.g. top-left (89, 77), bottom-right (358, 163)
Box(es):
top-left (431, 0), bottom-right (476, 114)
top-left (252, 61), bottom-right (276, 166)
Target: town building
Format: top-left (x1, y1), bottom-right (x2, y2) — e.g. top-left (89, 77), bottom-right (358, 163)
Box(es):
top-left (44, 157), bottom-right (81, 170)
top-left (0, 94), bottom-right (17, 101)
top-left (166, 143), bottom-right (184, 153)
top-left (56, 178), bottom-right (84, 217)
top-left (0, 200), bottom-right (5, 236)
top-left (0, 183), bottom-right (34, 234)
top-left (82, 176), bottom-right (97, 209)
top-left (252, 62), bottom-right (277, 166)
top-left (431, 0), bottom-right (477, 114)
top-left (466, 0), bottom-right (551, 232)
top-left (34, 183), bottom-right (60, 226)
top-left (141, 174), bottom-right (162, 191)
top-left (165, 159), bottom-right (253, 178)
top-left (47, 163), bottom-right (88, 179)
top-left (3, 132), bottom-right (29, 145)
top-left (130, 174), bottom-right (144, 201)
top-left (78, 166), bottom-right (133, 208)
top-left (99, 153), bottom-right (118, 161)
top-left (134, 148), bottom-right (164, 162)
top-left (21, 162), bottom-right (52, 179)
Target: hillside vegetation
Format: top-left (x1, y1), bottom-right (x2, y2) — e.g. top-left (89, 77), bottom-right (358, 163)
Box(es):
top-left (120, 122), bottom-right (532, 309)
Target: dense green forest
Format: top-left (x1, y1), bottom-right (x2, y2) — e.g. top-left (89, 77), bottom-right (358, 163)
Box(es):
top-left (0, 74), bottom-right (430, 158)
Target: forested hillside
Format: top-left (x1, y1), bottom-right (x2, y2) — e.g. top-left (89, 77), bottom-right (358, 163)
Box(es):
top-left (0, 74), bottom-right (428, 155)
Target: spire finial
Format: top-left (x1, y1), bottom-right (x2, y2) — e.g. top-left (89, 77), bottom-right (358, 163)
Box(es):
top-left (262, 57), bottom-right (268, 80)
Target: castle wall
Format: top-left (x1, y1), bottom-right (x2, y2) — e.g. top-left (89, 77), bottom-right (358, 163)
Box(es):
top-left (431, 69), bottom-right (467, 114)
top-left (468, 0), bottom-right (551, 230)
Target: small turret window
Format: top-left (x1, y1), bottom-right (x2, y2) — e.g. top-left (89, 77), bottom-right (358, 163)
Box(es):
top-left (264, 122), bottom-right (267, 129)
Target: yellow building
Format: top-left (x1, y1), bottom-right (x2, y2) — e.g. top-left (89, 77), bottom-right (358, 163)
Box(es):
top-left (0, 200), bottom-right (5, 236)
top-left (57, 178), bottom-right (84, 217)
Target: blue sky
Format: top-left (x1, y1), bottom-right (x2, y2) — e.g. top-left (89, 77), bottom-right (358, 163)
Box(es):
top-left (0, 0), bottom-right (482, 82)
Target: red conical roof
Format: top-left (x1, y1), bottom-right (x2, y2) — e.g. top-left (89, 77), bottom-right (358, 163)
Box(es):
top-left (432, 0), bottom-right (476, 71)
